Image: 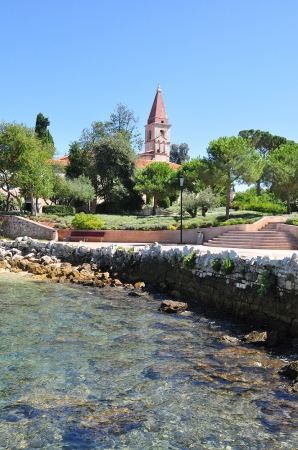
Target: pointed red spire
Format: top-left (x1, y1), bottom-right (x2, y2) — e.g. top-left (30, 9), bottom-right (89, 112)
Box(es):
top-left (147, 85), bottom-right (168, 125)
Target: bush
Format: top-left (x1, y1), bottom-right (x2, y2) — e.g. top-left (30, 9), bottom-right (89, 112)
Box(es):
top-left (286, 216), bottom-right (298, 226)
top-left (233, 188), bottom-right (286, 214)
top-left (257, 269), bottom-right (275, 295)
top-left (211, 258), bottom-right (221, 272)
top-left (183, 251), bottom-right (196, 269)
top-left (43, 205), bottom-right (75, 215)
top-left (157, 197), bottom-right (170, 209)
top-left (71, 213), bottom-right (104, 230)
top-left (222, 258), bottom-right (234, 275)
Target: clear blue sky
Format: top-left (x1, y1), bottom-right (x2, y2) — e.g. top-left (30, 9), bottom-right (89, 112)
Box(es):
top-left (1, 0), bottom-right (298, 163)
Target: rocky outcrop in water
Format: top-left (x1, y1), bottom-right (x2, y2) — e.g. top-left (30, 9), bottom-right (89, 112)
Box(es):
top-left (158, 300), bottom-right (188, 314)
top-left (279, 360), bottom-right (298, 380)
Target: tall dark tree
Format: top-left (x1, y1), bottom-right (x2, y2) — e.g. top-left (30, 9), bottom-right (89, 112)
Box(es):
top-left (35, 113), bottom-right (55, 152)
top-left (93, 133), bottom-right (137, 203)
top-left (65, 141), bottom-right (94, 180)
top-left (170, 143), bottom-right (190, 164)
top-left (238, 129), bottom-right (287, 195)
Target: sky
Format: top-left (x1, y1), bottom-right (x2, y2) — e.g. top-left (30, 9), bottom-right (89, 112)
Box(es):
top-left (1, 0), bottom-right (298, 168)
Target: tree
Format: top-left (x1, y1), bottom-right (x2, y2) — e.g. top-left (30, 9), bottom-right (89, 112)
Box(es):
top-left (51, 175), bottom-right (96, 207)
top-left (35, 113), bottom-right (55, 156)
top-left (0, 122), bottom-right (24, 211)
top-left (65, 141), bottom-right (94, 179)
top-left (170, 143), bottom-right (190, 164)
top-left (134, 162), bottom-right (177, 215)
top-left (79, 104), bottom-right (143, 154)
top-left (238, 129), bottom-right (287, 195)
top-left (0, 122), bottom-right (54, 213)
top-left (206, 136), bottom-right (264, 220)
top-left (107, 103), bottom-right (143, 153)
top-left (16, 137), bottom-right (55, 215)
top-left (178, 158), bottom-right (207, 193)
top-left (79, 121), bottom-right (110, 153)
top-left (93, 133), bottom-right (137, 203)
top-left (267, 142), bottom-right (298, 214)
top-left (183, 187), bottom-right (221, 217)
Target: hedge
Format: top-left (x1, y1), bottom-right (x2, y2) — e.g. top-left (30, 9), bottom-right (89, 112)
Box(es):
top-left (43, 205), bottom-right (76, 215)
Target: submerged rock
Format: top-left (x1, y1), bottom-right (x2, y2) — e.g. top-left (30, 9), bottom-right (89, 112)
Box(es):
top-left (218, 335), bottom-right (240, 345)
top-left (278, 360), bottom-right (298, 380)
top-left (158, 300), bottom-right (188, 314)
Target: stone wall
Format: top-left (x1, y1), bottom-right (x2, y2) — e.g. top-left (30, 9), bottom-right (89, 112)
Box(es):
top-left (1, 215), bottom-right (58, 241)
top-left (1, 238), bottom-right (298, 337)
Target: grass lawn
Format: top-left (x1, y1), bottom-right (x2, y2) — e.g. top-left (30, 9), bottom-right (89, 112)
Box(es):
top-left (30, 207), bottom-right (265, 230)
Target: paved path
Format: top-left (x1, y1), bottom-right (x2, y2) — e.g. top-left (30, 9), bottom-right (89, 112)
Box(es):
top-left (73, 241), bottom-right (298, 260)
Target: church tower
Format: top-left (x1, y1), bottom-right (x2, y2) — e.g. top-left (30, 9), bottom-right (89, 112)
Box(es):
top-left (139, 86), bottom-right (171, 162)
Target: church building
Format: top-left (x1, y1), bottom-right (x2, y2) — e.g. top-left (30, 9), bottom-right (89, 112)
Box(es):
top-left (138, 85), bottom-right (171, 163)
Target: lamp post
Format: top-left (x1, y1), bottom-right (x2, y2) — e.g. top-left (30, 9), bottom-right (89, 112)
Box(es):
top-left (179, 174), bottom-right (184, 244)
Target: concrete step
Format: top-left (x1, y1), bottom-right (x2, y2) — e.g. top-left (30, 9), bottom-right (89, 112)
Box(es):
top-left (260, 222), bottom-right (285, 231)
top-left (206, 242), bottom-right (297, 249)
top-left (204, 223), bottom-right (298, 249)
top-left (211, 233), bottom-right (296, 240)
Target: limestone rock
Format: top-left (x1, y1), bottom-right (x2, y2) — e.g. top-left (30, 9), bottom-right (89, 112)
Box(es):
top-left (158, 300), bottom-right (188, 314)
top-left (278, 360), bottom-right (298, 380)
top-left (242, 330), bottom-right (267, 345)
top-left (218, 335), bottom-right (239, 345)
top-left (134, 281), bottom-right (145, 290)
top-left (127, 291), bottom-right (145, 297)
top-left (111, 279), bottom-right (122, 287)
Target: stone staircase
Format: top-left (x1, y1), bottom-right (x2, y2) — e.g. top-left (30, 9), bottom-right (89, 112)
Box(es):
top-left (204, 222), bottom-right (298, 250)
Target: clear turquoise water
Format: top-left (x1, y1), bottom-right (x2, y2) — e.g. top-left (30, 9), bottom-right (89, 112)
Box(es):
top-left (0, 273), bottom-right (298, 449)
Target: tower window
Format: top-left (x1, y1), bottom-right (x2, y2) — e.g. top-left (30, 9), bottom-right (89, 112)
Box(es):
top-left (148, 130), bottom-right (151, 140)
top-left (161, 121), bottom-right (164, 123)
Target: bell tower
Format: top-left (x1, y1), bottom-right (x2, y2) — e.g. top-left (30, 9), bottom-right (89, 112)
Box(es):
top-left (142, 85), bottom-right (171, 162)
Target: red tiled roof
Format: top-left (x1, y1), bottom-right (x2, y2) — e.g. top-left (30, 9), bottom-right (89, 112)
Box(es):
top-left (136, 160), bottom-right (179, 170)
top-left (51, 155), bottom-right (69, 166)
top-left (52, 155), bottom-right (179, 171)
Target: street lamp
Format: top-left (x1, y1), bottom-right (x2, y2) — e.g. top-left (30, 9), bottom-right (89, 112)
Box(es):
top-left (179, 174), bottom-right (184, 244)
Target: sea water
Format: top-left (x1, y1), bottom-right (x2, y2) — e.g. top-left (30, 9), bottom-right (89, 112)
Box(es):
top-left (0, 273), bottom-right (298, 449)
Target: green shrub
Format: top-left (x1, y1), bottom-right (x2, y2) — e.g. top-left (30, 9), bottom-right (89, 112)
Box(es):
top-left (71, 213), bottom-right (104, 230)
top-left (43, 205), bottom-right (75, 215)
top-left (211, 258), bottom-right (221, 272)
top-left (233, 187), bottom-right (286, 214)
top-left (257, 268), bottom-right (275, 295)
top-left (222, 258), bottom-right (234, 275)
top-left (219, 219), bottom-right (246, 226)
top-left (286, 216), bottom-right (298, 226)
top-left (183, 251), bottom-right (196, 269)
top-left (158, 197), bottom-right (170, 209)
